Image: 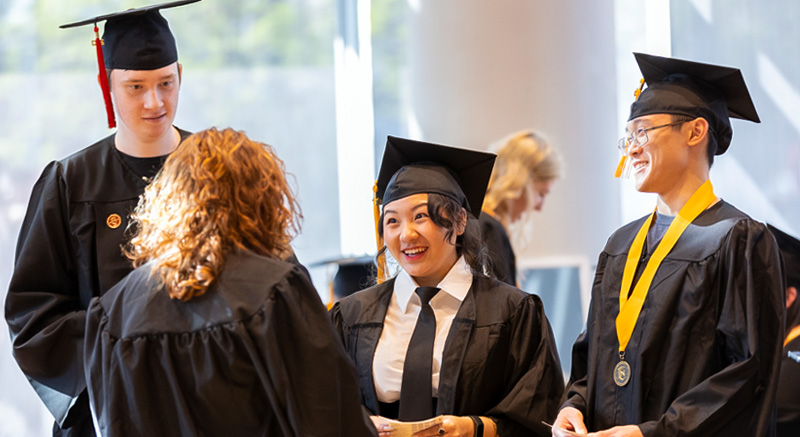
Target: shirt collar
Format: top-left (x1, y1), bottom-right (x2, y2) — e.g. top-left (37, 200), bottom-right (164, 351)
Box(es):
top-left (394, 256), bottom-right (473, 313)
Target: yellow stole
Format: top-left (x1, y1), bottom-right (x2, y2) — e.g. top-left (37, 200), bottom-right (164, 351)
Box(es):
top-left (615, 180), bottom-right (717, 375)
top-left (786, 325), bottom-right (800, 347)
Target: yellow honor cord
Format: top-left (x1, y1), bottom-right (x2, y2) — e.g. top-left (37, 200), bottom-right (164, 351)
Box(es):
top-left (616, 180), bottom-right (717, 353)
top-left (786, 325), bottom-right (800, 347)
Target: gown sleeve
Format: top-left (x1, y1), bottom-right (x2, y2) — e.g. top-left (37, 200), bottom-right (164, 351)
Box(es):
top-left (5, 162), bottom-right (89, 428)
top-left (561, 252), bottom-right (606, 416)
top-left (486, 294), bottom-right (565, 436)
top-left (255, 268), bottom-right (376, 436)
top-left (637, 221), bottom-right (784, 436)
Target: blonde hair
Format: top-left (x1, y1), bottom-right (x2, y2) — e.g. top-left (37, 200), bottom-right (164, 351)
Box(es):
top-left (483, 130), bottom-right (561, 222)
top-left (125, 127), bottom-right (301, 301)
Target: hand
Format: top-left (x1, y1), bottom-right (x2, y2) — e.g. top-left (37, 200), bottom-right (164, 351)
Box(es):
top-left (370, 415), bottom-right (394, 437)
top-left (553, 407), bottom-right (588, 436)
top-left (588, 425), bottom-right (643, 437)
top-left (412, 416), bottom-right (474, 437)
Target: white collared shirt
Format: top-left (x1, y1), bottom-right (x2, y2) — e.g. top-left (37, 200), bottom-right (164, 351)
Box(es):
top-left (372, 256), bottom-right (474, 403)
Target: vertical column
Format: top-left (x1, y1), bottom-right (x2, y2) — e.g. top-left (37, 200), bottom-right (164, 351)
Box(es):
top-left (334, 0), bottom-right (377, 256)
top-left (406, 0), bottom-right (621, 271)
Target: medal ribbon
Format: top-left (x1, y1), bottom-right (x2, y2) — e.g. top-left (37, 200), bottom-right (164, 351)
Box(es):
top-left (616, 180), bottom-right (717, 353)
top-left (786, 325), bottom-right (800, 347)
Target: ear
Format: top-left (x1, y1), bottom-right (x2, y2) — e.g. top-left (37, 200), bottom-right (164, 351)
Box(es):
top-left (178, 63), bottom-right (183, 86)
top-left (456, 208), bottom-right (468, 236)
top-left (788, 286), bottom-right (797, 309)
top-left (686, 117), bottom-right (710, 148)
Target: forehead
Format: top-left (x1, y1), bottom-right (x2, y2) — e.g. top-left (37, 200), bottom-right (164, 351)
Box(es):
top-left (111, 62), bottom-right (179, 81)
top-left (383, 192), bottom-right (428, 213)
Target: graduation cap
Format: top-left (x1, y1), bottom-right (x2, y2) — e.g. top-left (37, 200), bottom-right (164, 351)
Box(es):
top-left (376, 136), bottom-right (496, 214)
top-left (59, 0), bottom-right (200, 128)
top-left (308, 255), bottom-right (376, 308)
top-left (628, 52), bottom-right (760, 155)
top-left (331, 256), bottom-right (376, 298)
top-left (372, 136), bottom-right (496, 281)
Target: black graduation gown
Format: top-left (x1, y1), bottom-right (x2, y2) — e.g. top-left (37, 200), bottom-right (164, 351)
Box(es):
top-left (563, 201), bottom-right (785, 436)
top-left (480, 214), bottom-right (517, 286)
top-left (777, 334), bottom-right (800, 436)
top-left (5, 129), bottom-right (191, 436)
top-left (84, 250), bottom-right (375, 437)
top-left (330, 275), bottom-right (564, 436)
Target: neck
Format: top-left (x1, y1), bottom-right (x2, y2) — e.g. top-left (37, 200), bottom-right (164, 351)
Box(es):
top-left (655, 171), bottom-right (711, 216)
top-left (115, 125), bottom-right (179, 158)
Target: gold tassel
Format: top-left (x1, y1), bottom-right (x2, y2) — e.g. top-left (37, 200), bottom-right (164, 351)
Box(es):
top-left (614, 155), bottom-right (628, 178)
top-left (373, 181), bottom-right (386, 283)
top-left (633, 78), bottom-right (645, 100)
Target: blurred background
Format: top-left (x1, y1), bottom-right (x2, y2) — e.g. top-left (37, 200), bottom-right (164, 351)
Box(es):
top-left (1, 0), bottom-right (798, 434)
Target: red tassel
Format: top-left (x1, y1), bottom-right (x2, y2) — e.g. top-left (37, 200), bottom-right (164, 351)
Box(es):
top-left (93, 25), bottom-right (116, 129)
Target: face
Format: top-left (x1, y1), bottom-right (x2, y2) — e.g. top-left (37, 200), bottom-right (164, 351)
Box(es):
top-left (625, 114), bottom-right (689, 195)
top-left (508, 179), bottom-right (554, 222)
top-left (110, 62), bottom-right (181, 142)
top-left (383, 193), bottom-right (463, 287)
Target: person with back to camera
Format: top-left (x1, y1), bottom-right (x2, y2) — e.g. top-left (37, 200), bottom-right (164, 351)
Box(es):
top-left (5, 2), bottom-right (197, 435)
top-left (330, 136), bottom-right (564, 437)
top-left (481, 130), bottom-right (561, 286)
top-left (767, 224), bottom-right (800, 437)
top-left (83, 127), bottom-right (377, 437)
top-left (553, 53), bottom-right (785, 437)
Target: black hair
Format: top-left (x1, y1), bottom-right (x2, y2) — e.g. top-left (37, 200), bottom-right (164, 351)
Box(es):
top-left (377, 193), bottom-right (489, 279)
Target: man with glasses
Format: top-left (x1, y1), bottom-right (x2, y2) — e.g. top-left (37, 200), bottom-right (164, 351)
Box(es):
top-left (552, 53), bottom-right (785, 436)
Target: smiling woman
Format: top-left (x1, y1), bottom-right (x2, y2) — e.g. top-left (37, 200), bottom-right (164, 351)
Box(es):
top-left (380, 193), bottom-right (461, 287)
top-left (330, 136), bottom-right (565, 437)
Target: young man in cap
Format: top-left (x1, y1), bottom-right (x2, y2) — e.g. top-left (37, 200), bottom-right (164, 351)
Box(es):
top-left (5, 2), bottom-right (197, 436)
top-left (553, 53), bottom-right (785, 437)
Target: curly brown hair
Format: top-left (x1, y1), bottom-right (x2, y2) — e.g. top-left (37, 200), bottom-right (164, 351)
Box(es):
top-left (125, 127), bottom-right (301, 301)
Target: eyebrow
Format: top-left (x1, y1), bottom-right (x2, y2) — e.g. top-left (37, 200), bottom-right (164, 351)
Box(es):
top-left (383, 201), bottom-right (428, 216)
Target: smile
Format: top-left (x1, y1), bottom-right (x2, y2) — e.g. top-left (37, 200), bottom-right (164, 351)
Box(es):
top-left (402, 247), bottom-right (427, 258)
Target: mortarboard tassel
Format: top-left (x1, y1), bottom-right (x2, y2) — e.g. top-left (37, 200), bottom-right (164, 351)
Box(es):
top-left (614, 155), bottom-right (628, 178)
top-left (616, 78), bottom-right (646, 178)
top-left (633, 78), bottom-right (645, 100)
top-left (93, 25), bottom-right (116, 129)
top-left (373, 181), bottom-right (386, 283)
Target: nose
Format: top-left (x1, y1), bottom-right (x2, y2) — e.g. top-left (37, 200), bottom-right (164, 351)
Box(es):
top-left (627, 142), bottom-right (644, 157)
top-left (143, 88), bottom-right (164, 110)
top-left (400, 222), bottom-right (418, 241)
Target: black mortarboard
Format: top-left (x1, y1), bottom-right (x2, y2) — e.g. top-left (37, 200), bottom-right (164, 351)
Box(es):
top-left (332, 256), bottom-right (376, 298)
top-left (376, 136), bottom-right (496, 214)
top-left (59, 0), bottom-right (199, 128)
top-left (768, 224), bottom-right (800, 289)
top-left (628, 52), bottom-right (760, 155)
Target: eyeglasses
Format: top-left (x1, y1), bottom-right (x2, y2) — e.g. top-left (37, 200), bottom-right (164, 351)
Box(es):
top-left (617, 121), bottom-right (686, 155)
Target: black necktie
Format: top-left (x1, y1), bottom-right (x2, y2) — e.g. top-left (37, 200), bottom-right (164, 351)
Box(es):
top-left (398, 286), bottom-right (440, 421)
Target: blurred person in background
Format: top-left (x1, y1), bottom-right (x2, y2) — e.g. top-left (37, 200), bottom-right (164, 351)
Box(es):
top-left (768, 224), bottom-right (800, 437)
top-left (481, 130), bottom-right (561, 286)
